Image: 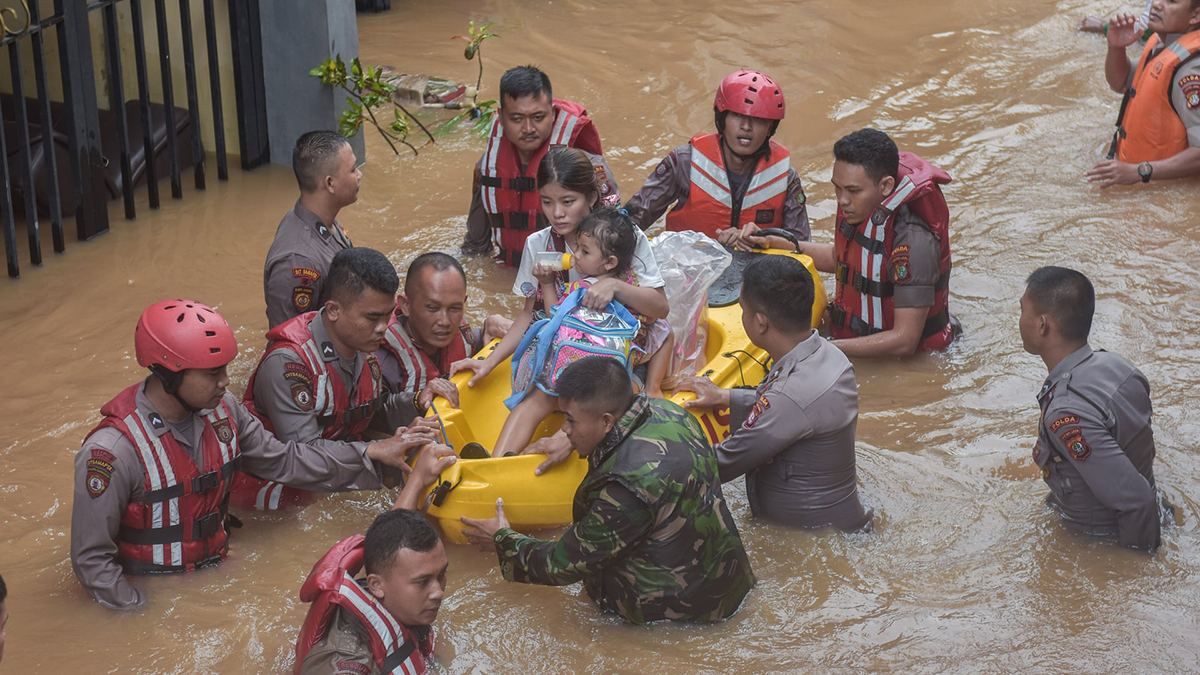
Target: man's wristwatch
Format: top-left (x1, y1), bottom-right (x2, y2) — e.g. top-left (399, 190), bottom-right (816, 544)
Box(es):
top-left (1138, 161), bottom-right (1153, 183)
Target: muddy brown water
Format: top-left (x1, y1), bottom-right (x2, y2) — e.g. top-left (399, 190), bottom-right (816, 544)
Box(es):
top-left (3, 0), bottom-right (1199, 671)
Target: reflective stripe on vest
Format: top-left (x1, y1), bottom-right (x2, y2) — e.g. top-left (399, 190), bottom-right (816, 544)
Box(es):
top-left (124, 408), bottom-right (182, 568)
top-left (337, 573), bottom-right (422, 674)
top-left (667, 133), bottom-right (790, 237)
top-left (1117, 32), bottom-right (1200, 162)
top-left (381, 320), bottom-right (470, 395)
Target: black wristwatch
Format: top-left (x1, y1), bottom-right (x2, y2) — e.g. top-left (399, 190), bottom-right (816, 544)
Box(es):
top-left (1138, 161), bottom-right (1153, 183)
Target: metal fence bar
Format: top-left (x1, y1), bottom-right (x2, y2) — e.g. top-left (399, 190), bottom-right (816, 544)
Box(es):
top-left (128, 0), bottom-right (159, 208)
top-left (8, 39), bottom-right (43, 266)
top-left (102, 0), bottom-right (136, 219)
top-left (56, 0), bottom-right (110, 241)
top-left (27, 1), bottom-right (65, 253)
top-left (177, 0), bottom-right (205, 190)
top-left (228, 0), bottom-right (268, 169)
top-left (202, 0), bottom-right (227, 180)
top-left (0, 101), bottom-right (19, 277)
top-left (152, 0), bottom-right (182, 199)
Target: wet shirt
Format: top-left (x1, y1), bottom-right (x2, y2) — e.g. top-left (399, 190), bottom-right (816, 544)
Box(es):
top-left (511, 227), bottom-right (665, 301)
top-left (1033, 345), bottom-right (1160, 551)
top-left (623, 144), bottom-right (811, 240)
top-left (720, 332), bottom-right (871, 531)
top-left (263, 200), bottom-right (354, 328)
top-left (461, 150), bottom-right (621, 257)
top-left (492, 396), bottom-right (755, 624)
top-left (252, 312), bottom-right (393, 442)
top-left (374, 316), bottom-right (483, 429)
top-left (70, 384), bottom-right (381, 610)
top-left (299, 605), bottom-right (433, 675)
top-left (888, 206), bottom-right (942, 309)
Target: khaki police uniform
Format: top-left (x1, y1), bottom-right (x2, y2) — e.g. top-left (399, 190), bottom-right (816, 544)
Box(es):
top-left (1033, 345), bottom-right (1162, 551)
top-left (70, 384), bottom-right (382, 610)
top-left (264, 201), bottom-right (353, 328)
top-left (623, 144), bottom-right (811, 240)
top-left (718, 331), bottom-right (872, 531)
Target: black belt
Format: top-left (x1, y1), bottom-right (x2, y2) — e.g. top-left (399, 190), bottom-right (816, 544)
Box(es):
top-left (137, 457), bottom-right (241, 503)
top-left (829, 305), bottom-right (951, 340)
top-left (838, 220), bottom-right (887, 256)
top-left (122, 553), bottom-right (223, 576)
top-left (319, 397), bottom-right (383, 428)
top-left (836, 263), bottom-right (894, 298)
top-left (119, 508), bottom-right (226, 545)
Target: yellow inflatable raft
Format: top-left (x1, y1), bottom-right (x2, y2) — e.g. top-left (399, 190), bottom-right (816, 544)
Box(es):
top-left (423, 247), bottom-right (825, 543)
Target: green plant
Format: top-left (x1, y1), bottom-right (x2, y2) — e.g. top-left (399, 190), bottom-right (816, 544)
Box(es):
top-left (439, 20), bottom-right (500, 138)
top-left (309, 55), bottom-right (436, 156)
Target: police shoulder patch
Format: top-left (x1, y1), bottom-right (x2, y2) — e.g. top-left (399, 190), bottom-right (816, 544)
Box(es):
top-left (1058, 426), bottom-right (1091, 461)
top-left (292, 286), bottom-right (313, 311)
top-left (743, 395), bottom-right (771, 429)
top-left (212, 417), bottom-right (234, 444)
top-left (890, 245), bottom-right (911, 283)
top-left (292, 267), bottom-right (321, 282)
top-left (291, 383), bottom-right (315, 411)
top-left (85, 447), bottom-right (115, 498)
top-left (1178, 74), bottom-right (1200, 109)
top-left (1049, 414), bottom-right (1078, 432)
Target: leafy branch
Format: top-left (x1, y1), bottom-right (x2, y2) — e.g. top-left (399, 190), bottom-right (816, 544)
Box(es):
top-left (310, 55), bottom-right (436, 156)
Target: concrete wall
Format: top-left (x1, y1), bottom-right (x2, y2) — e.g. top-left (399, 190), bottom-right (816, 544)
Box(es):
top-left (258, 0), bottom-right (364, 166)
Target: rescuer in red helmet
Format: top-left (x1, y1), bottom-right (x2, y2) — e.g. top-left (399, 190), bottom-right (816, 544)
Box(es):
top-left (69, 299), bottom-right (456, 611)
top-left (623, 69), bottom-right (810, 247)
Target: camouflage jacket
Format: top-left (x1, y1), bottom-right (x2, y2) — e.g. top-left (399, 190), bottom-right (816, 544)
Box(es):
top-left (493, 395), bottom-right (755, 624)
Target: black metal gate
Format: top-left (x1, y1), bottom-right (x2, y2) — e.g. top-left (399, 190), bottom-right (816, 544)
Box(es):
top-left (0, 0), bottom-right (267, 278)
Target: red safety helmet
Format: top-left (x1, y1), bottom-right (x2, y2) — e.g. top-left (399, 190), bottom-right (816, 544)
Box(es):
top-left (713, 69), bottom-right (785, 121)
top-left (135, 299), bottom-right (238, 372)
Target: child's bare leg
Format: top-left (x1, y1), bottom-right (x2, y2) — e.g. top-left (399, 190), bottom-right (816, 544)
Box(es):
top-left (643, 332), bottom-right (674, 398)
top-left (494, 390), bottom-right (558, 456)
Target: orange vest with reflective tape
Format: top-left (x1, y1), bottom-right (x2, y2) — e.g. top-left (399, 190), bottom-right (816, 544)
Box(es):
top-left (1118, 31), bottom-right (1200, 162)
top-left (665, 133), bottom-right (790, 238)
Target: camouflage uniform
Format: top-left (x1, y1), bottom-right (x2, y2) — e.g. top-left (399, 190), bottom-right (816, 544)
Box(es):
top-left (492, 395), bottom-right (755, 624)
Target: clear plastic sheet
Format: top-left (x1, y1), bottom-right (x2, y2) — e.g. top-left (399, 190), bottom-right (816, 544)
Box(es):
top-left (649, 231), bottom-right (732, 386)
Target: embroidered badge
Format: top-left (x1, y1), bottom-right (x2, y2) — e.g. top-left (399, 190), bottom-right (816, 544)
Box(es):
top-left (317, 223), bottom-right (330, 238)
top-left (292, 286), bottom-right (313, 312)
top-left (321, 342), bottom-right (337, 359)
top-left (654, 159), bottom-right (669, 177)
top-left (283, 362), bottom-right (313, 387)
top-left (871, 210), bottom-right (888, 226)
top-left (519, 281), bottom-right (536, 297)
top-left (332, 660), bottom-right (371, 675)
top-left (890, 245), bottom-right (911, 283)
top-left (213, 418), bottom-right (234, 444)
top-left (1049, 415), bottom-right (1078, 432)
top-left (291, 383), bottom-right (315, 411)
top-left (148, 412), bottom-right (165, 430)
top-left (743, 395), bottom-right (771, 429)
top-left (790, 182), bottom-right (806, 205)
top-left (1180, 74), bottom-right (1200, 109)
top-left (367, 354), bottom-right (382, 382)
top-left (595, 164), bottom-right (610, 195)
top-left (1059, 427), bottom-right (1091, 461)
top-left (755, 208), bottom-right (775, 225)
top-left (85, 448), bottom-right (115, 498)
top-left (292, 267), bottom-right (321, 282)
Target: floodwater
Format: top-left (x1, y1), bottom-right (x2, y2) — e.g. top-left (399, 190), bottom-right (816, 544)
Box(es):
top-left (3, 0), bottom-right (1199, 671)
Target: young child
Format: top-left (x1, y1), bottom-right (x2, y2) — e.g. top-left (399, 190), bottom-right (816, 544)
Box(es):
top-left (492, 209), bottom-right (671, 457)
top-left (451, 152), bottom-right (672, 449)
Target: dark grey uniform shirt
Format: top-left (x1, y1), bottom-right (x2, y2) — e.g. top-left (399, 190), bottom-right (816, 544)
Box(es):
top-left (462, 149), bottom-right (620, 256)
top-left (1033, 345), bottom-right (1161, 551)
top-left (70, 384), bottom-right (380, 610)
top-left (264, 200), bottom-right (353, 328)
top-left (718, 331), bottom-right (871, 531)
top-left (623, 144), bottom-right (811, 241)
top-left (252, 311), bottom-right (400, 441)
top-left (889, 206), bottom-right (942, 309)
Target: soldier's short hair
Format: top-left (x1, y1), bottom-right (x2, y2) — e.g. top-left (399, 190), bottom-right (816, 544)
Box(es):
top-left (328, 247), bottom-right (400, 303)
top-left (364, 509), bottom-right (440, 575)
top-left (405, 252), bottom-right (466, 295)
top-left (834, 128), bottom-right (899, 183)
top-left (557, 356), bottom-right (633, 414)
top-left (499, 65), bottom-right (552, 106)
top-left (292, 130), bottom-right (350, 193)
top-left (741, 255), bottom-right (814, 333)
top-left (1025, 266), bottom-right (1094, 342)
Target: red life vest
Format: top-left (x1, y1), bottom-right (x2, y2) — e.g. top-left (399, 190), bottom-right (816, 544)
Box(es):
top-left (665, 133), bottom-right (791, 238)
top-left (294, 535), bottom-right (435, 675)
top-left (379, 313), bottom-right (471, 395)
top-left (829, 152), bottom-right (955, 351)
top-left (1116, 32), bottom-right (1200, 163)
top-left (233, 312), bottom-right (384, 511)
top-left (479, 98), bottom-right (603, 266)
top-left (90, 384), bottom-right (242, 574)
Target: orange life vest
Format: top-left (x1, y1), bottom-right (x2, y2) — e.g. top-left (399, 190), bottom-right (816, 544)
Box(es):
top-left (829, 152), bottom-right (955, 351)
top-left (233, 311), bottom-right (384, 511)
top-left (294, 535), bottom-right (435, 675)
top-left (665, 133), bottom-right (790, 238)
top-left (91, 384), bottom-right (242, 574)
top-left (1116, 31), bottom-right (1200, 162)
top-left (479, 98), bottom-right (603, 266)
